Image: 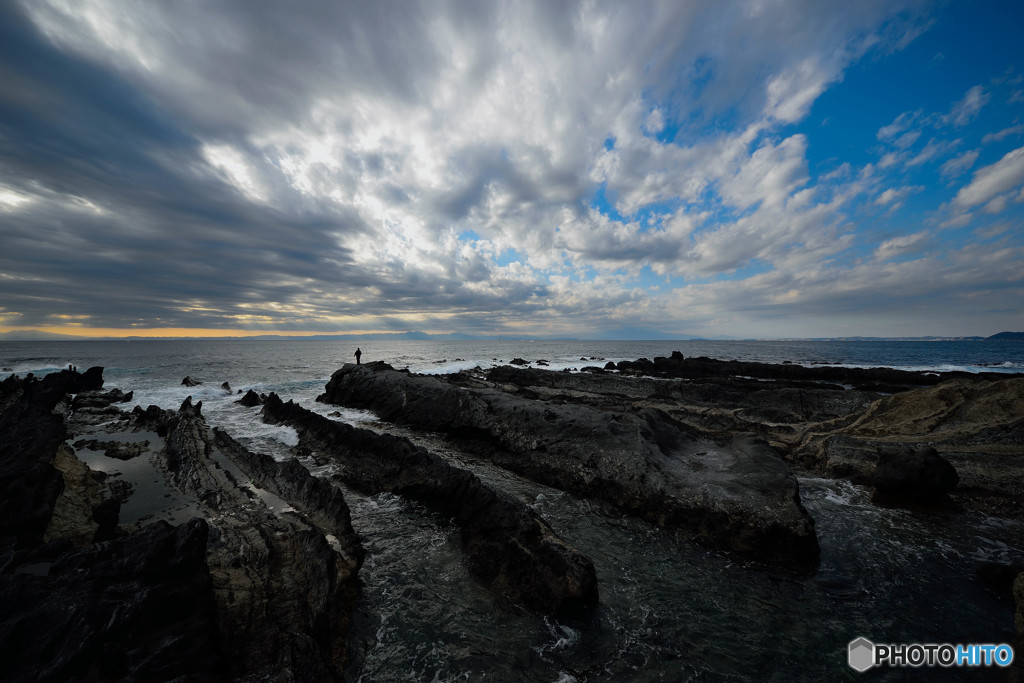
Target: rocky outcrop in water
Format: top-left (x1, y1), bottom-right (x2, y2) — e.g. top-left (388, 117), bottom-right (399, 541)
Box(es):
top-left (605, 351), bottom-right (1015, 392)
top-left (238, 388), bottom-right (264, 406)
top-left (261, 392), bottom-right (599, 615)
top-left (317, 362), bottom-right (820, 566)
top-left (155, 398), bottom-right (362, 679)
top-left (212, 427), bottom-right (364, 568)
top-left (0, 367), bottom-right (365, 681)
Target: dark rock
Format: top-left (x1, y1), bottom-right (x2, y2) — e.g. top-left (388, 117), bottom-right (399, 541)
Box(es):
top-left (1015, 572), bottom-right (1024, 638)
top-left (872, 446), bottom-right (959, 506)
top-left (237, 389), bottom-right (264, 407)
top-left (263, 392), bottom-right (599, 614)
top-left (181, 376), bottom-right (202, 387)
top-left (318, 364), bottom-right (819, 566)
top-left (72, 439), bottom-right (148, 461)
top-left (130, 404), bottom-right (171, 436)
top-left (212, 427), bottom-right (364, 569)
top-left (178, 395), bottom-right (202, 417)
top-left (0, 519), bottom-right (226, 683)
top-left (608, 352), bottom-right (1019, 391)
top-left (0, 372), bottom-right (78, 548)
top-left (509, 357), bottom-right (529, 366)
top-left (795, 378), bottom-right (1024, 516)
top-left (158, 401), bottom-right (360, 679)
top-left (220, 381), bottom-right (231, 393)
top-left (975, 562), bottom-right (1024, 601)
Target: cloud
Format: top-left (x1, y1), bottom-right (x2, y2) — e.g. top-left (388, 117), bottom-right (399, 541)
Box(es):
top-left (940, 149), bottom-right (979, 178)
top-left (877, 111), bottom-right (921, 141)
top-left (6, 0), bottom-right (1021, 339)
top-left (874, 230), bottom-right (929, 260)
top-left (943, 85), bottom-right (989, 127)
top-left (982, 124), bottom-right (1024, 144)
top-left (954, 145), bottom-right (1024, 210)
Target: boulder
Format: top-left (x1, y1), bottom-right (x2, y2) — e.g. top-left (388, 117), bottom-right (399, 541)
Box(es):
top-left (872, 446), bottom-right (959, 506)
top-left (181, 376), bottom-right (202, 387)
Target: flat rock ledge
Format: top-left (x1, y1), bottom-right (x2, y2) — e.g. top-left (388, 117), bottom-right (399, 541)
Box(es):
top-left (317, 362), bottom-right (820, 567)
top-left (261, 392), bottom-right (599, 616)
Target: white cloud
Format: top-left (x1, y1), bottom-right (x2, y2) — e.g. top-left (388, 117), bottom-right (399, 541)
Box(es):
top-left (954, 145), bottom-right (1024, 209)
top-left (877, 110), bottom-right (920, 141)
top-left (905, 138), bottom-right (952, 167)
top-left (982, 124), bottom-right (1024, 144)
top-left (943, 85), bottom-right (989, 127)
top-left (893, 129), bottom-right (922, 149)
top-left (874, 230), bottom-right (928, 260)
top-left (874, 185), bottom-right (921, 207)
top-left (939, 149), bottom-right (979, 178)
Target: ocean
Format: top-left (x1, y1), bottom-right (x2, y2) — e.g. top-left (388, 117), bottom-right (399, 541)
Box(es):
top-left (3, 338), bottom-right (1023, 680)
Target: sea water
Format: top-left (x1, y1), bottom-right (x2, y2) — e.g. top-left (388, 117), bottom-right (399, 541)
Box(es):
top-left (2, 338), bottom-right (1023, 680)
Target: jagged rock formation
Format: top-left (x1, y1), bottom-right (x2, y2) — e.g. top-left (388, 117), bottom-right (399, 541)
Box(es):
top-left (261, 392), bottom-right (599, 615)
top-left (152, 397), bottom-right (362, 679)
top-left (0, 368), bottom-right (365, 681)
top-left (237, 388), bottom-right (264, 406)
top-left (317, 362), bottom-right (820, 566)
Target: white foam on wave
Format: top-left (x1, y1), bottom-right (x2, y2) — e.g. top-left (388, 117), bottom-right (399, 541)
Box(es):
top-left (2, 360), bottom-right (76, 376)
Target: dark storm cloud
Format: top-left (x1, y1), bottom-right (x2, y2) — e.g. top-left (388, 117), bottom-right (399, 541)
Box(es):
top-left (0, 2), bottom-right (376, 329)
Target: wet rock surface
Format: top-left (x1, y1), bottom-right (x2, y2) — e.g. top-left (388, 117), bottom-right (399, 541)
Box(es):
top-left (261, 392), bottom-right (599, 615)
top-left (0, 367), bottom-right (364, 681)
top-left (479, 361), bottom-right (1024, 520)
top-left (318, 362), bottom-right (821, 565)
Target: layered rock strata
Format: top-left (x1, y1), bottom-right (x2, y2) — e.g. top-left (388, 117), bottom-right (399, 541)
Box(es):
top-left (261, 392), bottom-right (599, 615)
top-left (317, 363), bottom-right (820, 566)
top-left (792, 377), bottom-right (1024, 516)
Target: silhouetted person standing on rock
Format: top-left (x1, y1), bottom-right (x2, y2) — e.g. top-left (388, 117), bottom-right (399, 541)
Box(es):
top-left (354, 348), bottom-right (362, 365)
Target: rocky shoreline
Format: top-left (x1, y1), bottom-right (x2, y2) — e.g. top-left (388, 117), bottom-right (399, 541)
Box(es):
top-left (2, 355), bottom-right (1023, 680)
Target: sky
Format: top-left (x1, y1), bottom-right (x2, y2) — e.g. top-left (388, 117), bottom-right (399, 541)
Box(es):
top-left (1, 0), bottom-right (1023, 339)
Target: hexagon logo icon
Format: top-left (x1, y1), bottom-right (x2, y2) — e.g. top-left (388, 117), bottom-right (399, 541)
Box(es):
top-left (848, 637), bottom-right (874, 672)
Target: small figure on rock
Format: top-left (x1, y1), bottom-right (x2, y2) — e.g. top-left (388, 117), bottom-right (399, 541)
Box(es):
top-left (354, 348), bottom-right (362, 365)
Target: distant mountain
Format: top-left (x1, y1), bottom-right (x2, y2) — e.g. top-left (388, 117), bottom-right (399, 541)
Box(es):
top-left (987, 331), bottom-right (1024, 340)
